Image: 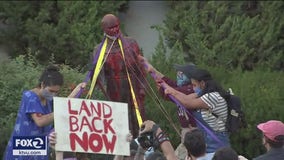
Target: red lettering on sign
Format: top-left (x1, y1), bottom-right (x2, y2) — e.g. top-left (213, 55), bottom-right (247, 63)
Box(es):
top-left (80, 116), bottom-right (93, 132)
top-left (89, 133), bottom-right (103, 152)
top-left (103, 103), bottom-right (112, 118)
top-left (70, 132), bottom-right (88, 151)
top-left (103, 119), bottom-right (115, 134)
top-left (79, 101), bottom-right (91, 116)
top-left (69, 116), bottom-right (79, 132)
top-left (70, 132), bottom-right (117, 153)
top-left (103, 134), bottom-right (117, 153)
top-left (68, 100), bottom-right (78, 115)
top-left (91, 117), bottom-right (103, 133)
top-left (90, 102), bottom-right (101, 117)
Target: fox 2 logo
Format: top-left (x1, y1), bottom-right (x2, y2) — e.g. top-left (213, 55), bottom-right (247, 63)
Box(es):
top-left (13, 136), bottom-right (46, 150)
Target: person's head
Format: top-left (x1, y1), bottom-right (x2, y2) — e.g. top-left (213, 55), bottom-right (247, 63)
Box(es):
top-left (173, 63), bottom-right (195, 87)
top-left (183, 129), bottom-right (206, 158)
top-left (212, 147), bottom-right (238, 160)
top-left (146, 151), bottom-right (166, 160)
top-left (189, 68), bottom-right (228, 98)
top-left (257, 120), bottom-right (284, 149)
top-left (38, 65), bottom-right (64, 101)
top-left (101, 14), bottom-right (121, 39)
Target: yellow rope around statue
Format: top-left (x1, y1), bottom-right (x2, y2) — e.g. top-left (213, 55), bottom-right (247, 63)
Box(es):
top-left (86, 37), bottom-right (142, 127)
top-left (86, 38), bottom-right (108, 99)
top-left (118, 38), bottom-right (143, 127)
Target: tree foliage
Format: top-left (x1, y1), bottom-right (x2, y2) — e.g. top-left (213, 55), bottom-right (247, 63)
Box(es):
top-left (161, 1), bottom-right (284, 71)
top-left (0, 1), bottom-right (127, 68)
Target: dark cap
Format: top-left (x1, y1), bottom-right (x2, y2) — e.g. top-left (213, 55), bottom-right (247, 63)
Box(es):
top-left (189, 68), bottom-right (212, 81)
top-left (173, 63), bottom-right (196, 79)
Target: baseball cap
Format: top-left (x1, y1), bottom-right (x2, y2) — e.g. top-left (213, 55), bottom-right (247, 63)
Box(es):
top-left (257, 120), bottom-right (284, 142)
top-left (189, 68), bottom-right (213, 81)
top-left (173, 63), bottom-right (196, 79)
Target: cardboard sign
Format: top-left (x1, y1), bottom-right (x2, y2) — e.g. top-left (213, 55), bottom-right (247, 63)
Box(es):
top-left (53, 97), bottom-right (129, 156)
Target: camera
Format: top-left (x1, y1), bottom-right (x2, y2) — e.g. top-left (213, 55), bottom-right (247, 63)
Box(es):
top-left (137, 126), bottom-right (154, 149)
top-left (137, 132), bottom-right (153, 149)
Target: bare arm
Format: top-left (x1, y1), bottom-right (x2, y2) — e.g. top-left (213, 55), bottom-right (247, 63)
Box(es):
top-left (163, 82), bottom-right (209, 110)
top-left (138, 55), bottom-right (164, 80)
top-left (155, 127), bottom-right (177, 160)
top-left (140, 120), bottom-right (178, 160)
top-left (31, 113), bottom-right (54, 127)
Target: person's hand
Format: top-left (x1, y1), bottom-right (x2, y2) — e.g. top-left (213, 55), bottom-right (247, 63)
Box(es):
top-left (155, 78), bottom-right (165, 90)
top-left (140, 120), bottom-right (156, 135)
top-left (163, 82), bottom-right (176, 95)
top-left (74, 82), bottom-right (87, 92)
top-left (138, 55), bottom-right (146, 63)
top-left (68, 82), bottom-right (87, 98)
top-left (126, 133), bottom-right (133, 142)
top-left (49, 131), bottom-right (57, 149)
top-left (138, 55), bottom-right (156, 73)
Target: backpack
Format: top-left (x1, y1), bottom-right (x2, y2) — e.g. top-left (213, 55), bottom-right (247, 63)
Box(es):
top-left (212, 91), bottom-right (247, 133)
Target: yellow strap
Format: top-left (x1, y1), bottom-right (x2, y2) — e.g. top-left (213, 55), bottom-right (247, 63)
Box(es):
top-left (118, 39), bottom-right (143, 127)
top-left (86, 38), bottom-right (108, 99)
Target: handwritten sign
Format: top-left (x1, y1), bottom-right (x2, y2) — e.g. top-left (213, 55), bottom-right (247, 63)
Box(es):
top-left (53, 97), bottom-right (130, 156)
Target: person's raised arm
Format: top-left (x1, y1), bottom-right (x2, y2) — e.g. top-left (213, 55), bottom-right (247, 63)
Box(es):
top-left (68, 82), bottom-right (87, 98)
top-left (138, 55), bottom-right (164, 80)
top-left (140, 120), bottom-right (178, 160)
top-left (163, 82), bottom-right (208, 110)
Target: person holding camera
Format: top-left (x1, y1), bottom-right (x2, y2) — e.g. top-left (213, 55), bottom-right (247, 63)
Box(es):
top-left (137, 120), bottom-right (178, 160)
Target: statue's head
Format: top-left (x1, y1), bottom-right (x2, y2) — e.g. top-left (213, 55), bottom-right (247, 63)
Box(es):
top-left (101, 14), bottom-right (120, 37)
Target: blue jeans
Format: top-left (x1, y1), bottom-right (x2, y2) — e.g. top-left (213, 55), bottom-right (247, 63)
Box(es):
top-left (192, 111), bottom-right (230, 153)
top-left (205, 131), bottom-right (230, 153)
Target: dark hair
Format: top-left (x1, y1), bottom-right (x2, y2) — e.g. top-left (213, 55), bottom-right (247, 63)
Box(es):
top-left (191, 68), bottom-right (230, 101)
top-left (264, 135), bottom-right (284, 148)
top-left (146, 151), bottom-right (166, 160)
top-left (183, 129), bottom-right (206, 157)
top-left (38, 65), bottom-right (64, 87)
top-left (212, 147), bottom-right (238, 160)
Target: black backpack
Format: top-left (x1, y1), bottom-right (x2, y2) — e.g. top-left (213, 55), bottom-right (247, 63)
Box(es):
top-left (212, 92), bottom-right (247, 133)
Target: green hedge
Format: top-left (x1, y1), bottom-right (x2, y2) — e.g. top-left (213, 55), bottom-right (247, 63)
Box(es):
top-left (160, 1), bottom-right (284, 71)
